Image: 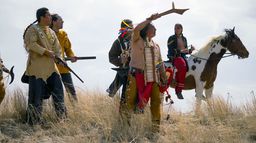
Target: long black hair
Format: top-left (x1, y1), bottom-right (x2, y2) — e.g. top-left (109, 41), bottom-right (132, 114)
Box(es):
top-left (50, 14), bottom-right (59, 28)
top-left (140, 23), bottom-right (153, 40)
top-left (23, 7), bottom-right (49, 39)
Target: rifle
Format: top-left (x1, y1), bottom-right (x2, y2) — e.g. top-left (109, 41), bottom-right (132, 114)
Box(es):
top-left (55, 56), bottom-right (84, 83)
top-left (65, 56), bottom-right (96, 61)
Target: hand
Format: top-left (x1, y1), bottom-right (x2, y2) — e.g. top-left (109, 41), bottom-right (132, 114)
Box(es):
top-left (189, 45), bottom-right (195, 54)
top-left (44, 50), bottom-right (55, 59)
top-left (70, 56), bottom-right (78, 63)
top-left (147, 13), bottom-right (161, 21)
top-left (120, 53), bottom-right (129, 64)
top-left (180, 49), bottom-right (189, 53)
top-left (190, 45), bottom-right (195, 51)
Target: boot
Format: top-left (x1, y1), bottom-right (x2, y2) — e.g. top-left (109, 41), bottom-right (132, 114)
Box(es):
top-left (176, 92), bottom-right (184, 99)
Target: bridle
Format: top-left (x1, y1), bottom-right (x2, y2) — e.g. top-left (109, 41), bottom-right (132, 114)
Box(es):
top-left (189, 35), bottom-right (236, 61)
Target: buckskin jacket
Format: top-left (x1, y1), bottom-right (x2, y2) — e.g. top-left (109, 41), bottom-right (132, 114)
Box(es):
top-left (24, 24), bottom-right (61, 81)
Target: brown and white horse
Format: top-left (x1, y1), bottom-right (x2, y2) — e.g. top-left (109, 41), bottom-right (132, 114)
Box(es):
top-left (167, 28), bottom-right (249, 104)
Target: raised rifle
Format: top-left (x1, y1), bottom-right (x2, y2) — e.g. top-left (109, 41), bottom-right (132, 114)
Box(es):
top-left (55, 56), bottom-right (84, 83)
top-left (64, 56), bottom-right (96, 61)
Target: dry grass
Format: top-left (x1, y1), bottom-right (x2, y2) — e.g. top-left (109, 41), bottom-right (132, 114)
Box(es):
top-left (0, 88), bottom-right (256, 143)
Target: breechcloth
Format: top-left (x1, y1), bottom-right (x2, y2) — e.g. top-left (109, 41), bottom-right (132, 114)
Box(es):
top-left (173, 57), bottom-right (187, 93)
top-left (107, 70), bottom-right (128, 102)
top-left (135, 72), bottom-right (153, 109)
top-left (61, 73), bottom-right (77, 101)
top-left (124, 74), bottom-right (161, 129)
top-left (27, 72), bottom-right (66, 125)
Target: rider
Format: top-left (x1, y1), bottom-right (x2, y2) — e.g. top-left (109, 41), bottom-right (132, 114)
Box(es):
top-left (167, 23), bottom-right (194, 99)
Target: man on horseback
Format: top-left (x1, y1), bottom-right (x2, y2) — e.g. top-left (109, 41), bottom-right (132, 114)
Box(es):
top-left (167, 23), bottom-right (194, 99)
top-left (106, 19), bottom-right (133, 103)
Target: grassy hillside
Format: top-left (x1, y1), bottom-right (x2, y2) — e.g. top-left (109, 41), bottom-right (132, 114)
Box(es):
top-left (0, 88), bottom-right (256, 143)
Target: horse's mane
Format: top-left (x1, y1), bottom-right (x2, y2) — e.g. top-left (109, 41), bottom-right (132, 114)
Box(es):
top-left (193, 29), bottom-right (235, 57)
top-left (193, 35), bottom-right (224, 56)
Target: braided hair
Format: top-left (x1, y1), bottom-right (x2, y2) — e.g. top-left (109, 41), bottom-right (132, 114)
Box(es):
top-left (23, 7), bottom-right (49, 40)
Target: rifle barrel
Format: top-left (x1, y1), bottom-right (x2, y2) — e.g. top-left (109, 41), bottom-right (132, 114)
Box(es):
top-left (55, 57), bottom-right (84, 83)
top-left (65, 56), bottom-right (96, 61)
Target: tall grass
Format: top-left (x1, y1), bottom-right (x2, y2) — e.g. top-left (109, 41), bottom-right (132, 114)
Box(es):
top-left (0, 88), bottom-right (256, 143)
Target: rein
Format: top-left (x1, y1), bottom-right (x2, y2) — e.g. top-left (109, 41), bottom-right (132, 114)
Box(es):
top-left (189, 36), bottom-right (235, 61)
top-left (190, 52), bottom-right (234, 61)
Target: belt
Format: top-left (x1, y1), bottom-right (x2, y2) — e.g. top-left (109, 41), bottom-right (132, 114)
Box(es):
top-left (129, 67), bottom-right (144, 75)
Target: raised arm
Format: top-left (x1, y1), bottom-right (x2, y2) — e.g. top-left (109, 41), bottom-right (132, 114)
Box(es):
top-left (133, 14), bottom-right (161, 41)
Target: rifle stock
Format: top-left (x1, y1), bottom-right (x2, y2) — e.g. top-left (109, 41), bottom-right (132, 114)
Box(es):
top-left (55, 57), bottom-right (84, 83)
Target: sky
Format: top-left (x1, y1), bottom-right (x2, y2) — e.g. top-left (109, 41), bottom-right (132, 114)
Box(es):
top-left (0, 0), bottom-right (255, 112)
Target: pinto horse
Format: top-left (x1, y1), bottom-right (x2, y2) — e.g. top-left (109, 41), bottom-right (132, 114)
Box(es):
top-left (165, 28), bottom-right (249, 103)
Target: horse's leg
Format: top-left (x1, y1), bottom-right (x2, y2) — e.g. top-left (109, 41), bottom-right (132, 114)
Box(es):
top-left (195, 97), bottom-right (202, 115)
top-left (205, 86), bottom-right (214, 99)
top-left (193, 78), bottom-right (205, 114)
top-left (195, 79), bottom-right (205, 99)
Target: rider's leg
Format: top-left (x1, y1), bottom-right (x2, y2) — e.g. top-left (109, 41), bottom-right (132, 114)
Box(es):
top-left (173, 57), bottom-right (186, 99)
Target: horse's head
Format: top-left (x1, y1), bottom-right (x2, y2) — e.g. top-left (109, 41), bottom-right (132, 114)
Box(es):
top-left (221, 27), bottom-right (249, 59)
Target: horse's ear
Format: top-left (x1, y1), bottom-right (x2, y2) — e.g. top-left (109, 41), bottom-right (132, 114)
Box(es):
top-left (232, 27), bottom-right (235, 33)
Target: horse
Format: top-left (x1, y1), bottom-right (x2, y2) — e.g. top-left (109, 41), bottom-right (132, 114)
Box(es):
top-left (165, 28), bottom-right (249, 104)
top-left (0, 58), bottom-right (14, 104)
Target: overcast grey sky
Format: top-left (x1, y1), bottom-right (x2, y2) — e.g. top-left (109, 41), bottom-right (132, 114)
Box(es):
top-left (1, 0), bottom-right (255, 111)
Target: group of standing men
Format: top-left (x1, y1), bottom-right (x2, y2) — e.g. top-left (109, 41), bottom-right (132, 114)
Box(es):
top-left (23, 7), bottom-right (77, 125)
top-left (22, 6), bottom-right (194, 132)
top-left (107, 14), bottom-right (194, 132)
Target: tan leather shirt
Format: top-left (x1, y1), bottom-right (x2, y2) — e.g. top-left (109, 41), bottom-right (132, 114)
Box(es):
top-left (129, 29), bottom-right (146, 70)
top-left (129, 29), bottom-right (162, 83)
top-left (24, 24), bottom-right (61, 81)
